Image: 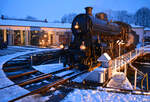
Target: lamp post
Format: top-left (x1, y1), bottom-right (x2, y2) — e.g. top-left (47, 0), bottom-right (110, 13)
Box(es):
top-left (117, 40), bottom-right (125, 72)
top-left (142, 38), bottom-right (144, 54)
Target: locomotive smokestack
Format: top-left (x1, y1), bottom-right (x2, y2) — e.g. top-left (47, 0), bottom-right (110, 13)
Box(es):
top-left (85, 7), bottom-right (93, 16)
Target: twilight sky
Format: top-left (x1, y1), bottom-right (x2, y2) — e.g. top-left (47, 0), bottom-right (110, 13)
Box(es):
top-left (0, 0), bottom-right (150, 22)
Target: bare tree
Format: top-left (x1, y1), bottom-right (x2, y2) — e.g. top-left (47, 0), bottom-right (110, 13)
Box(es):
top-left (53, 20), bottom-right (60, 23)
top-left (26, 16), bottom-right (37, 20)
top-left (105, 10), bottom-right (134, 24)
top-left (134, 7), bottom-right (150, 27)
top-left (61, 13), bottom-right (77, 23)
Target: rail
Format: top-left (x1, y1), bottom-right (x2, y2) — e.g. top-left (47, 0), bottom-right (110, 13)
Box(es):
top-left (9, 70), bottom-right (86, 102)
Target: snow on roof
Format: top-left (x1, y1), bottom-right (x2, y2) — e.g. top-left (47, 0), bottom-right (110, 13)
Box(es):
top-left (144, 27), bottom-right (150, 31)
top-left (97, 53), bottom-right (111, 62)
top-left (0, 19), bottom-right (71, 28)
top-left (130, 24), bottom-right (144, 28)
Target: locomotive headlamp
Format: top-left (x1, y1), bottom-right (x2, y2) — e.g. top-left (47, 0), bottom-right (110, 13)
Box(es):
top-left (80, 41), bottom-right (86, 50)
top-left (74, 22), bottom-right (79, 29)
top-left (60, 44), bottom-right (65, 49)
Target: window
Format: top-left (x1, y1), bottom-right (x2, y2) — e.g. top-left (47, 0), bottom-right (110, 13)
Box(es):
top-left (14, 30), bottom-right (21, 45)
top-left (30, 31), bottom-right (41, 46)
top-left (0, 29), bottom-right (3, 39)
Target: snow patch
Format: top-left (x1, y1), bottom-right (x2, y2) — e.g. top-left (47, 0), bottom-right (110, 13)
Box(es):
top-left (55, 70), bottom-right (74, 77)
top-left (72, 72), bottom-right (90, 83)
top-left (49, 87), bottom-right (56, 91)
top-left (107, 72), bottom-right (133, 90)
top-left (16, 94), bottom-right (49, 102)
top-left (32, 63), bottom-right (67, 74)
top-left (62, 89), bottom-right (150, 102)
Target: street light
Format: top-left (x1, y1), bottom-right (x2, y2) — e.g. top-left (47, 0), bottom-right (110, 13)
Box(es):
top-left (117, 40), bottom-right (125, 72)
top-left (117, 40), bottom-right (125, 58)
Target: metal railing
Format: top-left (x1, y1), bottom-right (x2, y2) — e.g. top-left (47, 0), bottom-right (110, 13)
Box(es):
top-left (108, 47), bottom-right (149, 90)
top-left (110, 48), bottom-right (144, 75)
top-left (141, 73), bottom-right (149, 90)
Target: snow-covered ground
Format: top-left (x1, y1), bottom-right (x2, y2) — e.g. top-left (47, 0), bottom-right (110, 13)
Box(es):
top-left (107, 72), bottom-right (133, 90)
top-left (72, 72), bottom-right (90, 83)
top-left (32, 63), bottom-right (67, 74)
top-left (0, 45), bottom-right (150, 102)
top-left (16, 94), bottom-right (49, 102)
top-left (0, 46), bottom-right (59, 102)
top-left (62, 46), bottom-right (150, 102)
top-left (55, 70), bottom-right (74, 77)
top-left (62, 88), bottom-right (150, 102)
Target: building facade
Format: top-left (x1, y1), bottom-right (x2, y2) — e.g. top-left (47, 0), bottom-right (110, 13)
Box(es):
top-left (131, 24), bottom-right (144, 43)
top-left (131, 24), bottom-right (150, 43)
top-left (144, 28), bottom-right (150, 37)
top-left (144, 28), bottom-right (150, 42)
top-left (0, 17), bottom-right (72, 48)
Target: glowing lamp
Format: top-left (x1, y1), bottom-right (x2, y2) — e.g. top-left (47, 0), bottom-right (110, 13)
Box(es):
top-left (39, 42), bottom-right (42, 45)
top-left (44, 34), bottom-right (47, 38)
top-left (74, 22), bottom-right (79, 29)
top-left (60, 44), bottom-right (64, 49)
top-left (80, 41), bottom-right (86, 50)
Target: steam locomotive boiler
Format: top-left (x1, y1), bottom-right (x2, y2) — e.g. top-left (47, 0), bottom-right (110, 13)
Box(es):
top-left (63, 7), bottom-right (139, 69)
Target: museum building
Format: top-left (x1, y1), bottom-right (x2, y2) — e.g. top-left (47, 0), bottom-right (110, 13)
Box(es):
top-left (0, 16), bottom-right (72, 47)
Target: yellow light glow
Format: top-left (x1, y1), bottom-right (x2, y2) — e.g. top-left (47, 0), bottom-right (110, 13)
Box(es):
top-left (80, 45), bottom-right (86, 50)
top-left (44, 34), bottom-right (47, 38)
top-left (39, 42), bottom-right (42, 45)
top-left (60, 44), bottom-right (64, 49)
top-left (74, 22), bottom-right (79, 29)
top-left (80, 41), bottom-right (86, 50)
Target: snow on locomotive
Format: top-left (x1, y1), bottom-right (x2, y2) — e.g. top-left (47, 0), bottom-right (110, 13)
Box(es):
top-left (62, 7), bottom-right (139, 69)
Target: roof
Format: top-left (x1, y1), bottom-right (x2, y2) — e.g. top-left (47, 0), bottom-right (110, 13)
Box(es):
top-left (0, 18), bottom-right (71, 29)
top-left (97, 53), bottom-right (111, 62)
top-left (144, 27), bottom-right (150, 31)
top-left (130, 24), bottom-right (144, 28)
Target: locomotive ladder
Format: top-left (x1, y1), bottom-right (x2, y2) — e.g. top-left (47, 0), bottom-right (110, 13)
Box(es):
top-left (109, 47), bottom-right (149, 90)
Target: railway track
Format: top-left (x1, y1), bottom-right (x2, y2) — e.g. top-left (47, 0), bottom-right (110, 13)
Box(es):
top-left (1, 50), bottom-right (150, 102)
top-left (2, 51), bottom-right (67, 89)
top-left (1, 50), bottom-right (87, 101)
top-left (3, 50), bottom-right (61, 77)
top-left (9, 70), bottom-right (86, 102)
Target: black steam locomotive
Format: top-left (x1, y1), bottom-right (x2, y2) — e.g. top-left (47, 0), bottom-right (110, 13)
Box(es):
top-left (63, 7), bottom-right (139, 69)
